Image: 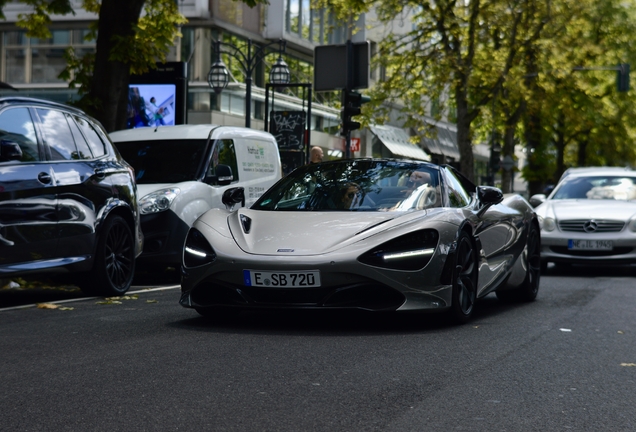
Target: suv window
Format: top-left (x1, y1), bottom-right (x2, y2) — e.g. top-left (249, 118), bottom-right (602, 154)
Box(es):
top-left (0, 107), bottom-right (40, 162)
top-left (210, 139), bottom-right (239, 182)
top-left (37, 108), bottom-right (78, 161)
top-left (74, 115), bottom-right (106, 157)
top-left (66, 113), bottom-right (94, 159)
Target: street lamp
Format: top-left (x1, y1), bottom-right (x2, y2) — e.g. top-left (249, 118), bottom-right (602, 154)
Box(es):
top-left (207, 39), bottom-right (291, 128)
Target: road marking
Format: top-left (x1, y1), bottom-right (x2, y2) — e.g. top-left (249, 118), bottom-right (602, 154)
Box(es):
top-left (0, 285), bottom-right (180, 312)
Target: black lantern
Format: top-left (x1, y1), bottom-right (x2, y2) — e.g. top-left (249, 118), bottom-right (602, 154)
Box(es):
top-left (269, 56), bottom-right (291, 85)
top-left (207, 60), bottom-right (230, 94)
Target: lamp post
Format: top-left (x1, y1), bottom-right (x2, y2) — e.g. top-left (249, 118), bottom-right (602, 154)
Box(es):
top-left (207, 39), bottom-right (291, 128)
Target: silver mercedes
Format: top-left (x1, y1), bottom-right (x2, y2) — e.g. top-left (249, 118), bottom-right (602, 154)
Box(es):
top-left (531, 167), bottom-right (636, 270)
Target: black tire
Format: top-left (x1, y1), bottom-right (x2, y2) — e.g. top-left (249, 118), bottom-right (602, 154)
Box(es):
top-left (449, 231), bottom-right (478, 324)
top-left (496, 222), bottom-right (541, 303)
top-left (79, 215), bottom-right (135, 296)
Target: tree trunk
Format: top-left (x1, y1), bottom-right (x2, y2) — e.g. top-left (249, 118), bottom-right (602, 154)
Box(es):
top-left (88, 0), bottom-right (146, 132)
top-left (554, 111), bottom-right (566, 182)
top-left (455, 89), bottom-right (475, 183)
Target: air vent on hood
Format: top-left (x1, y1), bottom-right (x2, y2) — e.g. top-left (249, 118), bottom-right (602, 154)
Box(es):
top-left (240, 214), bottom-right (252, 233)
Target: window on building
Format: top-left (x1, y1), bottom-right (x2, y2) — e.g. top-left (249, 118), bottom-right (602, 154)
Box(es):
top-left (1, 29), bottom-right (95, 84)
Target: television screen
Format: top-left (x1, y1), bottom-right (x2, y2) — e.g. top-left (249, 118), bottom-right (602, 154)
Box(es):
top-left (127, 84), bottom-right (176, 129)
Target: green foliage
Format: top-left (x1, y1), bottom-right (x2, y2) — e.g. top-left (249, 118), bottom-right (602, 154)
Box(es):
top-left (13, 0), bottom-right (186, 96)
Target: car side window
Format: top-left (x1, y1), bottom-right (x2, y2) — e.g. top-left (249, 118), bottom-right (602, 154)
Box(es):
top-left (210, 139), bottom-right (239, 182)
top-left (36, 108), bottom-right (78, 161)
top-left (443, 167), bottom-right (471, 208)
top-left (66, 113), bottom-right (94, 160)
top-left (0, 107), bottom-right (41, 162)
top-left (73, 115), bottom-right (106, 158)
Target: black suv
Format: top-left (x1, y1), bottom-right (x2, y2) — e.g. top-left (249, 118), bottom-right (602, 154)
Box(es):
top-left (0, 97), bottom-right (143, 296)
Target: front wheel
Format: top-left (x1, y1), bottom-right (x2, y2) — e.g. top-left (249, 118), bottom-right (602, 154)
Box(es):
top-left (448, 231), bottom-right (478, 324)
top-left (79, 215), bottom-right (136, 296)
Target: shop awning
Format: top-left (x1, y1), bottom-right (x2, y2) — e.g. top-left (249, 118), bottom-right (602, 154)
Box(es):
top-left (370, 125), bottom-right (430, 161)
top-left (421, 122), bottom-right (460, 160)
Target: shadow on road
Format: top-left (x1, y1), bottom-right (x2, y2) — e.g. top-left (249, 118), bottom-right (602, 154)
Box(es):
top-left (169, 293), bottom-right (525, 336)
top-left (543, 262), bottom-right (636, 277)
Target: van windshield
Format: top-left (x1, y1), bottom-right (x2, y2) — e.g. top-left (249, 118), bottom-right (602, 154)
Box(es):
top-left (114, 139), bottom-right (208, 184)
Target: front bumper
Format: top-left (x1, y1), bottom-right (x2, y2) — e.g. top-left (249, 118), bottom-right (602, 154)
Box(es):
top-left (540, 231), bottom-right (636, 264)
top-left (137, 211), bottom-right (190, 267)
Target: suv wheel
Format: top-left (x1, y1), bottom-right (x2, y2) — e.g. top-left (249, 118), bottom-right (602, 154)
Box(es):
top-left (79, 215), bottom-right (135, 296)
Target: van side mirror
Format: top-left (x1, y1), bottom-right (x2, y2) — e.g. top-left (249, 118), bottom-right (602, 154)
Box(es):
top-left (0, 140), bottom-right (23, 162)
top-left (207, 164), bottom-right (234, 186)
top-left (222, 187), bottom-right (245, 210)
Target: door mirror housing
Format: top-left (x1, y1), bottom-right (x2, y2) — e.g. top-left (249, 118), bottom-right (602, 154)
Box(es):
top-left (222, 187), bottom-right (245, 210)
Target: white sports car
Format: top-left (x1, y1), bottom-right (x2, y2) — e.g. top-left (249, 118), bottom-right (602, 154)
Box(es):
top-left (179, 159), bottom-right (541, 323)
top-left (531, 167), bottom-right (636, 270)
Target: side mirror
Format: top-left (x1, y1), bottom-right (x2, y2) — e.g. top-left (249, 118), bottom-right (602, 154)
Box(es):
top-left (477, 186), bottom-right (504, 205)
top-left (476, 186), bottom-right (503, 217)
top-left (222, 187), bottom-right (245, 210)
top-left (213, 164), bottom-right (234, 186)
top-left (529, 194), bottom-right (547, 208)
top-left (0, 140), bottom-right (23, 162)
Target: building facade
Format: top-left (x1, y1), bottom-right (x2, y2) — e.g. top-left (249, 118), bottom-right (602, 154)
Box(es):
top-left (0, 0), bottom-right (483, 173)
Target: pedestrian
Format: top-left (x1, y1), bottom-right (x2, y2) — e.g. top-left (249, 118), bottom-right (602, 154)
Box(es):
top-left (309, 146), bottom-right (323, 163)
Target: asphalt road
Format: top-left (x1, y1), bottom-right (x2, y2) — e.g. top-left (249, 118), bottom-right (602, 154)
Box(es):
top-left (1, 265), bottom-right (635, 431)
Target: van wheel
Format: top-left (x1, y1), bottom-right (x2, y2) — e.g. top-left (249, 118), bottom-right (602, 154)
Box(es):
top-left (79, 215), bottom-right (135, 296)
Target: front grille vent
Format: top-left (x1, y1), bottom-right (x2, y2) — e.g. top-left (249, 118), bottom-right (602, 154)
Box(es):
top-left (558, 219), bottom-right (625, 233)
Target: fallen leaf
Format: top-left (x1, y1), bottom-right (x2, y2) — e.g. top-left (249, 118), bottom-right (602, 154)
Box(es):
top-left (620, 363), bottom-right (636, 367)
top-left (36, 303), bottom-right (59, 309)
top-left (96, 300), bottom-right (123, 305)
top-left (618, 331), bottom-right (624, 334)
top-left (58, 307), bottom-right (74, 311)
top-left (560, 328), bottom-right (572, 332)
top-left (146, 299), bottom-right (158, 303)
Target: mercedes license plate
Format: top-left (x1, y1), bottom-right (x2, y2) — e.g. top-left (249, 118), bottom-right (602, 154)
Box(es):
top-left (568, 239), bottom-right (613, 250)
top-left (243, 270), bottom-right (321, 288)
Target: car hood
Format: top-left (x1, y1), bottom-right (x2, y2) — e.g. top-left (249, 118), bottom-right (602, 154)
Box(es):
top-left (226, 209), bottom-right (424, 256)
top-left (542, 199), bottom-right (636, 220)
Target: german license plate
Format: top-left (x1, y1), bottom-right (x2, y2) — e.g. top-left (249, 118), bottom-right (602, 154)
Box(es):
top-left (243, 270), bottom-right (321, 288)
top-left (568, 239), bottom-right (613, 250)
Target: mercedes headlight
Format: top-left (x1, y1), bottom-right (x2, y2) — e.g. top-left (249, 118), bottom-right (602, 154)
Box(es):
top-left (139, 188), bottom-right (180, 214)
top-left (539, 216), bottom-right (556, 232)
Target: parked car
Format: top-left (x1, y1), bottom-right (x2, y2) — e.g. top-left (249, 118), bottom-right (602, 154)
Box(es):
top-left (531, 167), bottom-right (636, 270)
top-left (109, 125), bottom-right (282, 273)
top-left (179, 159), bottom-right (541, 323)
top-left (0, 97), bottom-right (143, 295)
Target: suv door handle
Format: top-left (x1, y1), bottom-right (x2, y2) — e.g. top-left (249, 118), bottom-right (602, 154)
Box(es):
top-left (37, 172), bottom-right (52, 184)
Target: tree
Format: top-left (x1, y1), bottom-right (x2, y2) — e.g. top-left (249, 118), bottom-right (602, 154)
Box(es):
top-left (1, 0), bottom-right (266, 132)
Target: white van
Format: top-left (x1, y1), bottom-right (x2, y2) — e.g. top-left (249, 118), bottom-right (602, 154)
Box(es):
top-left (110, 125), bottom-right (282, 272)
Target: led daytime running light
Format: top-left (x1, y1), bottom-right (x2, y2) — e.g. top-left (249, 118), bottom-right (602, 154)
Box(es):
top-left (383, 248), bottom-right (435, 261)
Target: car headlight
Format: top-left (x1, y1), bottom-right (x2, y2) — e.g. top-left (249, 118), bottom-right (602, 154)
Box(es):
top-left (183, 228), bottom-right (216, 268)
top-left (358, 229), bottom-right (439, 271)
top-left (540, 216), bottom-right (556, 232)
top-left (139, 188), bottom-right (180, 214)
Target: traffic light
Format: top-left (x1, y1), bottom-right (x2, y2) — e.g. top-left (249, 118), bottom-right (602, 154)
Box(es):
top-left (341, 90), bottom-right (371, 134)
top-left (617, 63), bottom-right (630, 92)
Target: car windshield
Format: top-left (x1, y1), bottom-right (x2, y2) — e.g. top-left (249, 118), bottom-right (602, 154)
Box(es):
top-left (552, 175), bottom-right (636, 200)
top-left (114, 139), bottom-right (208, 184)
top-left (253, 159), bottom-right (441, 211)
